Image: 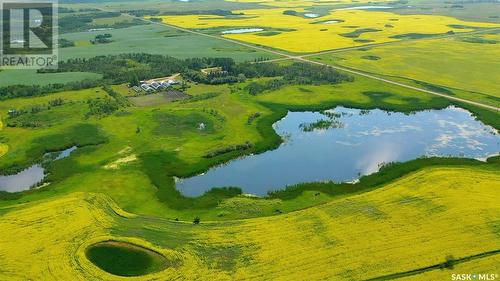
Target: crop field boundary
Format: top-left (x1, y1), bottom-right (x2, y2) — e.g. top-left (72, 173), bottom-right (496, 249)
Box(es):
top-left (293, 57), bottom-right (499, 111)
top-left (86, 5), bottom-right (500, 112)
top-left (365, 249), bottom-right (500, 280)
top-left (90, 5), bottom-right (291, 58)
top-left (260, 26), bottom-right (500, 64)
top-left (292, 59), bottom-right (500, 109)
top-left (328, 67), bottom-right (500, 105)
top-left (271, 27), bottom-right (500, 60)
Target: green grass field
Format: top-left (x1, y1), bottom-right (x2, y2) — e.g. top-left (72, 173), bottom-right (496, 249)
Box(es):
top-left (59, 24), bottom-right (278, 61)
top-left (1, 74), bottom-right (498, 221)
top-left (0, 70), bottom-right (102, 87)
top-left (394, 0), bottom-right (500, 23)
top-left (62, 0), bottom-right (264, 14)
top-left (311, 31), bottom-right (500, 107)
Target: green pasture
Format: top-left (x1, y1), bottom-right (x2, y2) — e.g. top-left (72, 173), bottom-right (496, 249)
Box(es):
top-left (394, 0), bottom-right (500, 23)
top-left (311, 33), bottom-right (500, 107)
top-left (0, 70), bottom-right (102, 87)
top-left (62, 0), bottom-right (264, 14)
top-left (58, 24), bottom-right (278, 61)
top-left (92, 14), bottom-right (136, 25)
top-left (1, 71), bottom-right (498, 220)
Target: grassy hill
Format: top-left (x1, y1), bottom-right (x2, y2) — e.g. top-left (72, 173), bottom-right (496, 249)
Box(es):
top-left (0, 165), bottom-right (498, 280)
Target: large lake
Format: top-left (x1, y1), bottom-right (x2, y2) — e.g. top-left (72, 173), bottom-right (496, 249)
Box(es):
top-left (176, 106), bottom-right (499, 197)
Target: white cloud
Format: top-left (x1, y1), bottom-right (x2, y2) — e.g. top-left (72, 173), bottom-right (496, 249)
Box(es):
top-left (357, 124), bottom-right (422, 137)
top-left (356, 144), bottom-right (401, 175)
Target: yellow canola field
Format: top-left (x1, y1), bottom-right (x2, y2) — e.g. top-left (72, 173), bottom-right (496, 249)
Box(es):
top-left (160, 8), bottom-right (498, 53)
top-left (0, 117), bottom-right (6, 157)
top-left (0, 195), bottom-right (113, 280)
top-left (1, 166), bottom-right (499, 280)
top-left (0, 144), bottom-right (8, 158)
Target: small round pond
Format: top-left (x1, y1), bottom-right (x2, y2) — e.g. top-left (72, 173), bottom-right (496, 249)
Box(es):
top-left (322, 20), bottom-right (341, 24)
top-left (221, 28), bottom-right (264, 34)
top-left (304, 13), bottom-right (320, 18)
top-left (86, 241), bottom-right (169, 277)
top-left (176, 106), bottom-right (499, 197)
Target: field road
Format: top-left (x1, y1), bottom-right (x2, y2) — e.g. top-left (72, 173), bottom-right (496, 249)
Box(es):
top-left (91, 5), bottom-right (500, 112)
top-left (295, 57), bottom-right (500, 111)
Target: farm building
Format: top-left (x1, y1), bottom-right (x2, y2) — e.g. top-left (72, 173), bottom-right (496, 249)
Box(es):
top-left (137, 78), bottom-right (179, 93)
top-left (140, 84), bottom-right (154, 92)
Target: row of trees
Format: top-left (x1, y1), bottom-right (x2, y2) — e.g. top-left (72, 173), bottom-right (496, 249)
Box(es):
top-left (0, 79), bottom-right (102, 100)
top-left (1, 54), bottom-right (353, 100)
top-left (6, 98), bottom-right (65, 128)
top-left (58, 11), bottom-right (121, 33)
top-left (91, 34), bottom-right (113, 44)
top-left (86, 98), bottom-right (120, 117)
top-left (43, 54), bottom-right (352, 87)
top-left (7, 98), bottom-right (64, 118)
top-left (242, 62), bottom-right (354, 95)
top-left (40, 54), bottom-right (189, 84)
top-left (86, 86), bottom-right (130, 117)
top-left (58, 38), bottom-right (75, 48)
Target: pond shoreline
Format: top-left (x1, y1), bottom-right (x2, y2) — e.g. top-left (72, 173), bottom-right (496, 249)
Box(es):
top-left (2, 99), bottom-right (498, 212)
top-left (176, 106), bottom-right (499, 196)
top-left (0, 146), bottom-right (78, 193)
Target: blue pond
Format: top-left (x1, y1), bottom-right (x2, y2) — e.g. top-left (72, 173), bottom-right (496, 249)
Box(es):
top-left (176, 106), bottom-right (499, 197)
top-left (0, 146), bottom-right (77, 192)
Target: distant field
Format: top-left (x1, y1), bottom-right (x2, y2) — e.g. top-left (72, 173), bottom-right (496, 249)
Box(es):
top-left (62, 0), bottom-right (500, 24)
top-left (394, 0), bottom-right (500, 23)
top-left (0, 165), bottom-right (498, 280)
top-left (227, 0), bottom-right (392, 8)
top-left (311, 32), bottom-right (500, 105)
top-left (0, 70), bottom-right (102, 87)
top-left (57, 7), bottom-right (147, 34)
top-left (62, 0), bottom-right (264, 13)
top-left (91, 14), bottom-right (136, 25)
top-left (159, 8), bottom-right (498, 53)
top-left (248, 0), bottom-right (500, 23)
top-left (58, 24), bottom-right (278, 61)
